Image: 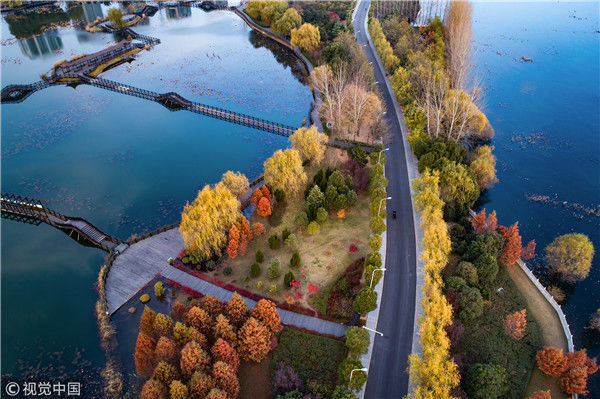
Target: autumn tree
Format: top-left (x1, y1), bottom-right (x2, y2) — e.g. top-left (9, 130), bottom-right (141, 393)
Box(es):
top-left (140, 306), bottom-right (157, 336)
top-left (537, 347), bottom-right (568, 377)
top-left (588, 308), bottom-right (600, 331)
top-left (264, 149), bottom-right (307, 196)
top-left (221, 171), bottom-right (249, 198)
top-left (169, 380), bottom-right (188, 399)
top-left (245, 0), bottom-right (265, 20)
top-left (107, 7), bottom-right (124, 28)
top-left (528, 390), bottom-right (551, 399)
top-left (503, 309), bottom-right (527, 340)
top-left (185, 306), bottom-right (212, 335)
top-left (173, 322), bottom-right (189, 347)
top-left (180, 182), bottom-right (241, 260)
top-left (272, 7), bottom-right (301, 36)
top-left (154, 336), bottom-right (177, 364)
top-left (226, 292), bottom-right (250, 327)
top-left (250, 188), bottom-right (264, 206)
top-left (152, 361), bottom-right (180, 386)
top-left (206, 388), bottom-right (228, 399)
top-left (237, 317), bottom-right (271, 362)
top-left (439, 161), bottom-right (479, 208)
top-left (259, 0), bottom-right (287, 25)
top-left (470, 145), bottom-right (498, 189)
top-left (250, 299), bottom-right (283, 336)
top-left (497, 222), bottom-right (536, 265)
top-left (560, 366), bottom-right (589, 395)
top-left (153, 313), bottom-right (174, 338)
top-left (180, 340), bottom-right (210, 378)
top-left (545, 233), bottom-right (595, 283)
top-left (211, 338), bottom-right (240, 372)
top-left (213, 314), bottom-right (237, 346)
top-left (252, 222), bottom-right (265, 236)
top-left (188, 327), bottom-right (208, 350)
top-left (135, 332), bottom-right (156, 378)
top-left (340, 81), bottom-right (384, 140)
top-left (471, 209), bottom-right (497, 234)
top-left (170, 302), bottom-right (186, 322)
top-left (291, 23), bottom-right (321, 52)
top-left (257, 196), bottom-right (272, 217)
top-left (444, 1), bottom-right (473, 90)
top-left (212, 361), bottom-right (240, 398)
top-left (290, 125), bottom-right (327, 164)
top-left (139, 379), bottom-right (166, 399)
top-left (199, 295), bottom-right (225, 318)
top-left (188, 371), bottom-right (215, 399)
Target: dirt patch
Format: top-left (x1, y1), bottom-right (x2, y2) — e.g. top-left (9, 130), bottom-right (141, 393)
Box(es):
top-left (506, 264), bottom-right (570, 399)
top-left (239, 354), bottom-right (272, 399)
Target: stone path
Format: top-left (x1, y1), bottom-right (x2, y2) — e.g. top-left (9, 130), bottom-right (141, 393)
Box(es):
top-left (106, 228), bottom-right (347, 337)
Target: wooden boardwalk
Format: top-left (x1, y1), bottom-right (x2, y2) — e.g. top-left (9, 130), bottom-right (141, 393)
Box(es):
top-left (1, 193), bottom-right (122, 251)
top-left (106, 228), bottom-right (348, 337)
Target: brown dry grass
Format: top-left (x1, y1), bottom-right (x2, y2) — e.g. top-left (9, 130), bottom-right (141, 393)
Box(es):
top-left (506, 264), bottom-right (570, 399)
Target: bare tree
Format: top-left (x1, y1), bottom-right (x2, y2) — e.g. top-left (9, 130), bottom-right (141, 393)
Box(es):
top-left (444, 1), bottom-right (473, 90)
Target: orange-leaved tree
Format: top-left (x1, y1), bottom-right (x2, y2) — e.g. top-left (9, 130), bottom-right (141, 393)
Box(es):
top-left (471, 209), bottom-right (497, 234)
top-left (154, 336), bottom-right (177, 363)
top-left (135, 332), bottom-right (156, 378)
top-left (527, 390), bottom-right (551, 399)
top-left (180, 340), bottom-right (210, 378)
top-left (257, 197), bottom-right (272, 217)
top-left (140, 306), bottom-right (157, 336)
top-left (226, 292), bottom-right (249, 327)
top-left (237, 317), bottom-right (271, 362)
top-left (496, 222), bottom-right (535, 265)
top-left (213, 314), bottom-right (237, 347)
top-left (252, 222), bottom-right (265, 236)
top-left (184, 306), bottom-right (212, 335)
top-left (536, 347), bottom-right (568, 377)
top-left (503, 309), bottom-right (527, 340)
top-left (211, 338), bottom-right (240, 372)
top-left (188, 371), bottom-right (215, 399)
top-left (199, 295), bottom-right (225, 318)
top-left (212, 361), bottom-right (239, 398)
top-left (250, 299), bottom-right (282, 336)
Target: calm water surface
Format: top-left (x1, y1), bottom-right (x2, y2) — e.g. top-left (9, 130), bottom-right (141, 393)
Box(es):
top-left (1, 3), bottom-right (311, 390)
top-left (473, 2), bottom-right (599, 393)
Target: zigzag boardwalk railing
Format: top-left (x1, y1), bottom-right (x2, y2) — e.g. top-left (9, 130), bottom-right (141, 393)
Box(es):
top-left (1, 193), bottom-right (122, 252)
top-left (1, 80), bottom-right (54, 103)
top-left (80, 75), bottom-right (297, 136)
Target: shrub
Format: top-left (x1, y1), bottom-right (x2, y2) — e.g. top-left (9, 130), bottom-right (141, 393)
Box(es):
top-left (294, 211), bottom-right (309, 229)
top-left (316, 207), bottom-right (328, 224)
top-left (290, 252), bottom-right (301, 268)
top-left (348, 145), bottom-right (368, 166)
top-left (272, 362), bottom-right (304, 396)
top-left (338, 358), bottom-right (367, 392)
top-left (347, 190), bottom-right (358, 207)
top-left (353, 288), bottom-right (377, 314)
top-left (331, 385), bottom-right (357, 399)
top-left (281, 228), bottom-right (291, 241)
top-left (222, 267), bottom-right (232, 276)
top-left (458, 286), bottom-right (483, 323)
top-left (334, 194), bottom-right (348, 211)
top-left (345, 327), bottom-right (370, 355)
top-left (446, 276), bottom-right (467, 293)
top-left (547, 285), bottom-right (566, 303)
top-left (206, 259), bottom-right (216, 271)
top-left (365, 252), bottom-right (382, 268)
top-left (140, 294), bottom-right (150, 303)
top-left (154, 281), bottom-right (165, 298)
top-left (284, 271), bottom-right (295, 288)
top-left (465, 363), bottom-right (507, 399)
top-left (369, 235), bottom-right (382, 252)
top-left (268, 258), bottom-right (281, 279)
top-left (456, 261), bottom-right (478, 286)
top-left (285, 233), bottom-right (298, 249)
top-left (256, 249), bottom-right (265, 263)
top-left (269, 234), bottom-right (282, 249)
top-left (252, 222), bottom-right (266, 236)
top-left (307, 221), bottom-right (319, 235)
top-left (250, 262), bottom-right (261, 278)
top-left (369, 216), bottom-right (386, 235)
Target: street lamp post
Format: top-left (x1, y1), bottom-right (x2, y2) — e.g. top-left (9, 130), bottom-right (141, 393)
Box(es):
top-left (377, 147), bottom-right (389, 164)
top-left (369, 267), bottom-right (386, 289)
top-left (363, 326), bottom-right (384, 337)
top-left (349, 367), bottom-right (368, 389)
top-left (378, 196), bottom-right (392, 218)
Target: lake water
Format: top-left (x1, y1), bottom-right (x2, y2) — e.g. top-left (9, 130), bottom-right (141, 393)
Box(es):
top-left (1, 3), bottom-right (311, 393)
top-left (472, 2), bottom-right (599, 394)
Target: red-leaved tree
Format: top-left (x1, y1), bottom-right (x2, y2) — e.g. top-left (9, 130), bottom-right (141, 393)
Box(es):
top-left (472, 209), bottom-right (497, 234)
top-left (154, 336), bottom-right (177, 364)
top-left (496, 222), bottom-right (536, 265)
top-left (212, 361), bottom-right (240, 398)
top-left (237, 317), bottom-right (271, 362)
top-left (537, 347), bottom-right (568, 377)
top-left (250, 299), bottom-right (283, 336)
top-left (211, 338), bottom-right (240, 372)
top-left (257, 197), bottom-right (272, 217)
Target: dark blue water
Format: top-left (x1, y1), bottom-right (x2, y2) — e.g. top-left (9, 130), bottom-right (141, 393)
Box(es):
top-left (473, 2), bottom-right (599, 394)
top-left (1, 3), bottom-right (311, 387)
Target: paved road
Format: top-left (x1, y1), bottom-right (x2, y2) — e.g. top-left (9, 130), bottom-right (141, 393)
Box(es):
top-left (353, 1), bottom-right (418, 397)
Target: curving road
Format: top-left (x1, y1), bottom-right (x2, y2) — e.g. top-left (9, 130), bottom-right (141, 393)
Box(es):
top-left (353, 1), bottom-right (418, 397)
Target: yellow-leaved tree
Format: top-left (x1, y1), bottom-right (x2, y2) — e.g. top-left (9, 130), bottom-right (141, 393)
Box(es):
top-left (221, 171), bottom-right (250, 198)
top-left (469, 145), bottom-right (498, 190)
top-left (263, 149), bottom-right (306, 196)
top-left (260, 0), bottom-right (288, 25)
top-left (408, 170), bottom-right (459, 399)
top-left (180, 182), bottom-right (241, 260)
top-left (290, 125), bottom-right (328, 164)
top-left (245, 0), bottom-right (266, 20)
top-left (291, 23), bottom-right (321, 52)
top-left (272, 7), bottom-right (301, 36)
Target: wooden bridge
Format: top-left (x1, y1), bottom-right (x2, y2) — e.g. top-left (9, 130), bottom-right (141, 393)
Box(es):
top-left (79, 75), bottom-right (297, 136)
top-left (1, 193), bottom-right (124, 252)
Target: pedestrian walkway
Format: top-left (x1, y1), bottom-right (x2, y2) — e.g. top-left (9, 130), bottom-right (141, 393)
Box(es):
top-left (106, 228), bottom-right (347, 337)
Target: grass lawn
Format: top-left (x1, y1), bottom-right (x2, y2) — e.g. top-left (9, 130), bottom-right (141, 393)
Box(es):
top-left (453, 266), bottom-right (544, 399)
top-left (208, 160), bottom-right (371, 311)
top-left (271, 327), bottom-right (346, 396)
top-left (506, 264), bottom-right (570, 399)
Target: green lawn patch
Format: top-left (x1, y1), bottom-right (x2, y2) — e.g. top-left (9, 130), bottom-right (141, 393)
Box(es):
top-left (272, 327), bottom-right (346, 396)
